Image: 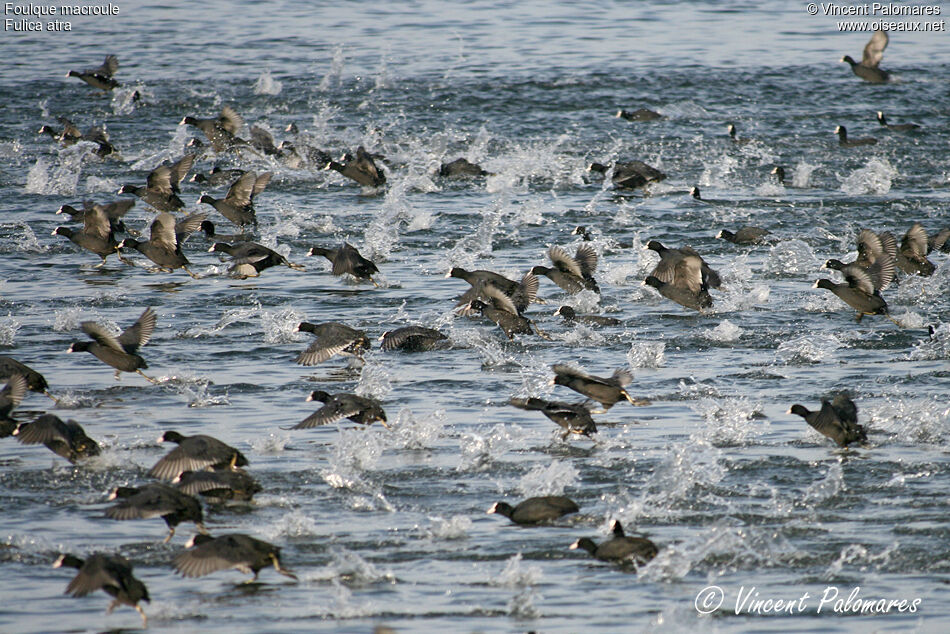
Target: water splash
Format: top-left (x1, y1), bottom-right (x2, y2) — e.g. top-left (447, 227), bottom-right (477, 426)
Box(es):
top-left (260, 307), bottom-right (303, 343)
top-left (263, 509), bottom-right (320, 540)
top-left (495, 553), bottom-right (542, 619)
top-left (425, 515), bottom-right (471, 540)
top-left (388, 407), bottom-right (445, 450)
top-left (909, 322), bottom-right (950, 360)
top-left (517, 460), bottom-right (578, 497)
top-left (458, 423), bottom-right (525, 472)
top-left (704, 319), bottom-right (743, 342)
top-left (775, 333), bottom-right (843, 364)
top-left (318, 45), bottom-right (345, 91)
top-left (690, 397), bottom-right (767, 444)
top-left (24, 143), bottom-right (96, 195)
top-left (765, 239), bottom-right (820, 275)
top-left (840, 158), bottom-right (898, 195)
top-left (823, 542), bottom-right (899, 580)
top-left (802, 461), bottom-right (844, 504)
top-left (248, 432), bottom-right (290, 454)
top-left (253, 69), bottom-right (283, 95)
top-left (627, 340), bottom-right (665, 368)
top-left (0, 316), bottom-right (20, 346)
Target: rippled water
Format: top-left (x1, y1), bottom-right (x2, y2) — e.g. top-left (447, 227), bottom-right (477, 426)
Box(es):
top-left (1, 1), bottom-right (949, 632)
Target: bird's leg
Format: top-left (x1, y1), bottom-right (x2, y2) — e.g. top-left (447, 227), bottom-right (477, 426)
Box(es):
top-left (196, 522), bottom-right (209, 535)
top-left (288, 262), bottom-right (306, 271)
top-left (885, 313), bottom-right (903, 329)
top-left (106, 599), bottom-right (118, 615)
top-left (242, 571), bottom-right (259, 585)
top-left (273, 555), bottom-right (299, 580)
top-left (162, 527), bottom-right (175, 544)
top-left (43, 390), bottom-right (58, 402)
top-left (370, 277), bottom-right (380, 288)
top-left (855, 312), bottom-right (864, 323)
top-left (95, 256), bottom-right (107, 268)
top-left (530, 319), bottom-right (552, 340)
top-left (378, 419), bottom-right (391, 430)
top-left (114, 369), bottom-right (122, 381)
top-left (136, 605), bottom-right (148, 628)
top-left (184, 267), bottom-right (200, 279)
top-left (136, 370), bottom-right (158, 384)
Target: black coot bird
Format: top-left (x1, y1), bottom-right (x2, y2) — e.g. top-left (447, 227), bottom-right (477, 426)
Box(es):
top-left (199, 171), bottom-right (271, 227)
top-left (175, 469), bottom-right (262, 503)
top-left (119, 213), bottom-right (204, 277)
top-left (379, 326), bottom-right (449, 352)
top-left (290, 390), bottom-right (388, 429)
top-left (876, 111), bottom-right (919, 131)
top-left (814, 257), bottom-right (897, 324)
top-left (551, 364), bottom-right (647, 411)
top-left (180, 106), bottom-right (248, 153)
top-left (616, 108), bottom-right (663, 122)
top-left (52, 206), bottom-right (119, 266)
top-left (842, 30), bottom-right (889, 83)
top-left (67, 307), bottom-right (157, 381)
top-left (896, 222), bottom-right (935, 277)
top-left (191, 166), bottom-right (245, 187)
top-left (531, 244), bottom-right (599, 293)
top-left (307, 242), bottom-right (379, 283)
top-left (105, 483), bottom-right (206, 543)
top-left (57, 199), bottom-right (135, 234)
top-left (509, 397), bottom-right (597, 439)
top-left (0, 375), bottom-right (26, 438)
top-left (487, 496), bottom-right (579, 525)
top-left (465, 285), bottom-right (535, 339)
top-left (717, 226), bottom-right (769, 245)
top-left (67, 55), bottom-right (120, 91)
top-left (174, 533), bottom-right (297, 583)
top-left (553, 305), bottom-right (621, 327)
top-left (53, 552), bottom-right (149, 627)
top-left (296, 322), bottom-right (370, 365)
top-left (449, 268), bottom-right (539, 315)
top-left (149, 431), bottom-right (249, 481)
top-left (118, 153), bottom-right (194, 212)
top-left (209, 240), bottom-right (304, 278)
top-left (325, 146), bottom-right (386, 188)
top-left (13, 414), bottom-right (100, 462)
top-left (439, 157), bottom-right (488, 178)
top-left (788, 393), bottom-right (867, 447)
top-left (570, 519), bottom-right (658, 565)
top-left (588, 160), bottom-right (666, 190)
top-left (647, 240), bottom-right (722, 290)
top-left (727, 123), bottom-right (751, 144)
top-left (835, 125), bottom-right (877, 147)
top-left (0, 355), bottom-right (52, 398)
top-left (823, 228), bottom-right (896, 278)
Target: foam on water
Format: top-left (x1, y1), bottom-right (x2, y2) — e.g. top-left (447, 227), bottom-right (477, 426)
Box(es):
top-left (517, 460), bottom-right (578, 497)
top-left (775, 333), bottom-right (844, 364)
top-left (627, 339), bottom-right (665, 369)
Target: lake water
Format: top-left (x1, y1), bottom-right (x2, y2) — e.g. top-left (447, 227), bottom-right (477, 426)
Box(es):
top-left (0, 1), bottom-right (948, 632)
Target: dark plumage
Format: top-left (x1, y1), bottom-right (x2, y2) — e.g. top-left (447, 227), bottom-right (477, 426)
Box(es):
top-left (835, 125), bottom-right (877, 147)
top-left (39, 118), bottom-right (115, 156)
top-left (199, 171), bottom-right (271, 227)
top-left (105, 483), bottom-right (206, 543)
top-left (644, 275), bottom-right (713, 312)
top-left (52, 207), bottom-right (118, 265)
top-left (928, 228), bottom-right (950, 254)
top-left (896, 222), bottom-right (935, 277)
top-left (175, 469), bottom-right (262, 503)
top-left (53, 553), bottom-right (149, 627)
top-left (57, 199), bottom-right (135, 234)
top-left (588, 160), bottom-right (666, 189)
top-left (190, 166), bottom-right (245, 187)
top-left (174, 533), bottom-right (297, 582)
top-left (727, 123), bottom-right (751, 144)
top-left (180, 106), bottom-right (248, 152)
top-left (550, 364), bottom-right (646, 411)
top-left (771, 166), bottom-right (790, 186)
top-left (307, 243), bottom-right (379, 283)
top-left (67, 307), bottom-right (157, 381)
top-left (841, 30), bottom-right (889, 83)
top-left (823, 228), bottom-right (896, 283)
top-left (616, 108), bottom-right (663, 122)
top-left (448, 267), bottom-right (538, 315)
top-left (439, 157), bottom-right (488, 178)
top-left (487, 496), bottom-right (579, 525)
top-left (199, 220), bottom-right (246, 242)
top-left (509, 397), bottom-right (597, 439)
top-left (209, 241), bottom-right (303, 278)
top-left (13, 414), bottom-right (100, 463)
top-left (118, 154), bottom-right (194, 212)
top-left (570, 520), bottom-right (658, 565)
top-left (0, 355), bottom-right (50, 395)
top-left (379, 326), bottom-right (449, 352)
top-left (325, 146), bottom-right (386, 187)
top-left (717, 226), bottom-right (770, 245)
top-left (149, 431), bottom-right (248, 481)
top-left (0, 375), bottom-right (27, 438)
top-left (291, 390), bottom-right (388, 428)
top-left (295, 322), bottom-right (370, 365)
top-left (66, 55), bottom-right (120, 91)
top-left (876, 111), bottom-right (919, 131)
top-left (119, 213), bottom-right (203, 276)
top-left (788, 394), bottom-right (867, 447)
top-left (466, 286), bottom-right (533, 339)
top-left (814, 257), bottom-right (895, 323)
top-left (647, 240), bottom-right (722, 290)
top-left (553, 306), bottom-right (621, 327)
top-left (531, 244), bottom-right (599, 293)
